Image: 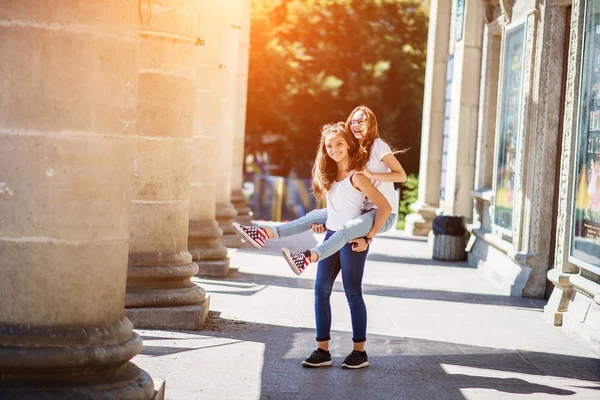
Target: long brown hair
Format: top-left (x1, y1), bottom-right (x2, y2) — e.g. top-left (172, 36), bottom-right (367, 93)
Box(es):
top-left (344, 105), bottom-right (379, 165)
top-left (311, 122), bottom-right (362, 200)
top-left (345, 105), bottom-right (407, 163)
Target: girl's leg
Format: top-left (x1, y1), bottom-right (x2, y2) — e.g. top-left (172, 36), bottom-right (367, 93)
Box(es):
top-left (282, 212), bottom-right (397, 275)
top-left (311, 212), bottom-right (398, 261)
top-left (311, 210), bottom-right (376, 261)
top-left (339, 240), bottom-right (369, 344)
top-left (233, 208), bottom-right (327, 250)
top-left (314, 231), bottom-right (341, 343)
top-left (272, 208), bottom-right (327, 239)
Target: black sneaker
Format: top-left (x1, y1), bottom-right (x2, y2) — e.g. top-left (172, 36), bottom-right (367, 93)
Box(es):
top-left (301, 348), bottom-right (332, 368)
top-left (341, 350), bottom-right (369, 369)
top-left (232, 222), bottom-right (269, 249)
top-left (281, 248), bottom-right (311, 276)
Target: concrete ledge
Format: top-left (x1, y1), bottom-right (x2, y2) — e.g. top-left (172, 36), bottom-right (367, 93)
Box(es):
top-left (561, 290), bottom-right (600, 356)
top-left (469, 229), bottom-right (530, 296)
top-left (195, 258), bottom-right (230, 277)
top-left (126, 301), bottom-right (210, 331)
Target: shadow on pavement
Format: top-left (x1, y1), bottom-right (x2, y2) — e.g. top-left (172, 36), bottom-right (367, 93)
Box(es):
top-left (138, 312), bottom-right (599, 399)
top-left (195, 271), bottom-right (546, 309)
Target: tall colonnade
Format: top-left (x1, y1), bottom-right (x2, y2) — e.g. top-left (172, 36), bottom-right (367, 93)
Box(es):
top-left (0, 0), bottom-right (252, 396)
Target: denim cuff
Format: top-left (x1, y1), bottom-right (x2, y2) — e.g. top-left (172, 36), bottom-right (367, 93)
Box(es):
top-left (316, 336), bottom-right (331, 342)
top-left (352, 337), bottom-right (366, 343)
top-left (270, 225), bottom-right (280, 240)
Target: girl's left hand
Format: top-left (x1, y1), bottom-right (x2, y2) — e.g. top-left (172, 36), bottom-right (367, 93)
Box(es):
top-left (350, 238), bottom-right (369, 252)
top-left (361, 168), bottom-right (372, 180)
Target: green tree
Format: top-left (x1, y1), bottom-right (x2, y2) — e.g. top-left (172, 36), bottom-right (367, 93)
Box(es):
top-left (247, 0), bottom-right (428, 177)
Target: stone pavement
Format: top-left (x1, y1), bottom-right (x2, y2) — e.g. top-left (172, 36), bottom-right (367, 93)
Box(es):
top-left (133, 226), bottom-right (600, 399)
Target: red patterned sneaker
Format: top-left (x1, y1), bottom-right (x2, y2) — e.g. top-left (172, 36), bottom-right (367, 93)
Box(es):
top-left (232, 222), bottom-right (269, 250)
top-left (281, 248), bottom-right (311, 276)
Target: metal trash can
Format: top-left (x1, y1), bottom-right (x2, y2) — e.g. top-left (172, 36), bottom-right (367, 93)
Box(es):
top-left (429, 215), bottom-right (467, 261)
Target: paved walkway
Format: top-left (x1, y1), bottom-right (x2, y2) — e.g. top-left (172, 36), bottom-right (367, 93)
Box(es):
top-left (133, 226), bottom-right (600, 399)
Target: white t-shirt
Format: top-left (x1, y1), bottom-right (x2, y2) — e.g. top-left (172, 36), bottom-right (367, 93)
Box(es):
top-left (362, 138), bottom-right (399, 215)
top-left (326, 174), bottom-right (365, 231)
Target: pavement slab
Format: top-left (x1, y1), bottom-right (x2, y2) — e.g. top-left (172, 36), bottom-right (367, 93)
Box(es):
top-left (132, 227), bottom-right (600, 399)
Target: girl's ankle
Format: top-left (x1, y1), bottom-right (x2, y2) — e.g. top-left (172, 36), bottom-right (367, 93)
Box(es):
top-left (265, 227), bottom-right (275, 239)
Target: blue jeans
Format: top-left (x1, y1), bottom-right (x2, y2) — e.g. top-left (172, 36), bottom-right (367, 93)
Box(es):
top-left (271, 209), bottom-right (396, 261)
top-left (314, 230), bottom-right (369, 343)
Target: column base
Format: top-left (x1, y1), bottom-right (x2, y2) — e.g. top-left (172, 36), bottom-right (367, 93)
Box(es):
top-left (126, 300), bottom-right (210, 331)
top-left (195, 258), bottom-right (231, 278)
top-left (126, 263), bottom-right (210, 330)
top-left (216, 202), bottom-right (243, 247)
top-left (0, 365), bottom-right (154, 400)
top-left (231, 188), bottom-right (253, 227)
top-left (189, 219), bottom-right (231, 276)
top-left (220, 233), bottom-right (245, 248)
top-left (0, 319), bottom-right (154, 399)
top-left (404, 203), bottom-right (437, 236)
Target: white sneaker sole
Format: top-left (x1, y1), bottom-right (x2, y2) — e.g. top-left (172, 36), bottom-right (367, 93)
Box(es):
top-left (232, 222), bottom-right (263, 250)
top-left (281, 248), bottom-right (302, 276)
top-left (341, 361), bottom-right (369, 369)
top-left (301, 360), bottom-right (332, 368)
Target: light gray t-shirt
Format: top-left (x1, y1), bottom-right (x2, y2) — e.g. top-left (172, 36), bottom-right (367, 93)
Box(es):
top-left (362, 138), bottom-right (399, 214)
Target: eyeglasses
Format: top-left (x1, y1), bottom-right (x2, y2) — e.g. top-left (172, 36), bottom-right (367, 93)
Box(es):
top-left (350, 119), bottom-right (366, 125)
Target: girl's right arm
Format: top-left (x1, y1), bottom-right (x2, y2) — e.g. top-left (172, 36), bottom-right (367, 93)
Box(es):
top-left (350, 173), bottom-right (392, 250)
top-left (363, 153), bottom-right (407, 183)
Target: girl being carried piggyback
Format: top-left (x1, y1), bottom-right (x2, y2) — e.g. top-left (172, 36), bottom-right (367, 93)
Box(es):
top-left (233, 105), bottom-right (406, 275)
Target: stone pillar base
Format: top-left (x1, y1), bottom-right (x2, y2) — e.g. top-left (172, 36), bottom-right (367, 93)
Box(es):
top-left (216, 202), bottom-right (243, 247)
top-left (0, 319), bottom-right (154, 399)
top-left (404, 203), bottom-right (437, 236)
top-left (231, 188), bottom-right (253, 226)
top-left (195, 258), bottom-right (231, 278)
top-left (126, 263), bottom-right (209, 330)
top-left (189, 219), bottom-right (231, 277)
top-left (153, 379), bottom-right (166, 400)
top-left (126, 301), bottom-right (210, 331)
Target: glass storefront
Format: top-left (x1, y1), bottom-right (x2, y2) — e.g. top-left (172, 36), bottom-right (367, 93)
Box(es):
top-left (571, 0), bottom-right (600, 273)
top-left (494, 23), bottom-right (526, 234)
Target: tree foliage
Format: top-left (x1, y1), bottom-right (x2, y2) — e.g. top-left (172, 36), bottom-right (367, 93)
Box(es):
top-left (247, 0), bottom-right (428, 177)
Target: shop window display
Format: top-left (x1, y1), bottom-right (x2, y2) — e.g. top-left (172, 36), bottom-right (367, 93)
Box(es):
top-left (571, 0), bottom-right (600, 272)
top-left (494, 23), bottom-right (526, 235)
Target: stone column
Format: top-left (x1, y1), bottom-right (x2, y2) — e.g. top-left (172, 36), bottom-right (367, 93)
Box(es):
top-left (188, 0), bottom-right (232, 277)
top-left (0, 2), bottom-right (153, 398)
top-left (125, 0), bottom-right (209, 330)
top-left (405, 0), bottom-right (452, 236)
top-left (441, 0), bottom-right (484, 218)
top-left (230, 0), bottom-right (253, 230)
top-left (215, 0), bottom-right (244, 248)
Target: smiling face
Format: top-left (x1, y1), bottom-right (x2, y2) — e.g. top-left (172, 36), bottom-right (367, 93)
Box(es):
top-left (325, 133), bottom-right (350, 163)
top-left (349, 110), bottom-right (368, 140)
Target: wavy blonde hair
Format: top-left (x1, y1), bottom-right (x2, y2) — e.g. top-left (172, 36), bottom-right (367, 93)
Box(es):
top-left (311, 122), bottom-right (363, 200)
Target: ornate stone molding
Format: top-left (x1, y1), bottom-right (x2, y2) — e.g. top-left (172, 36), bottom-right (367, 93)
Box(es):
top-left (500, 0), bottom-right (514, 23)
top-left (482, 0), bottom-right (500, 24)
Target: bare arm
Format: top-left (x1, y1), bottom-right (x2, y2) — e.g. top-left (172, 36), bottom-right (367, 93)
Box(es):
top-left (352, 172), bottom-right (392, 240)
top-left (363, 153), bottom-right (407, 183)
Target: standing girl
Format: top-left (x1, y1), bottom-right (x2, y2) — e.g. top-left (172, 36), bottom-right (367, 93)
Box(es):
top-left (297, 122), bottom-right (391, 368)
top-left (233, 105), bottom-right (405, 275)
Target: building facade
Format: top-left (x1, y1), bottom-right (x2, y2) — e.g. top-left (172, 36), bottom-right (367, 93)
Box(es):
top-left (412, 0), bottom-right (599, 352)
